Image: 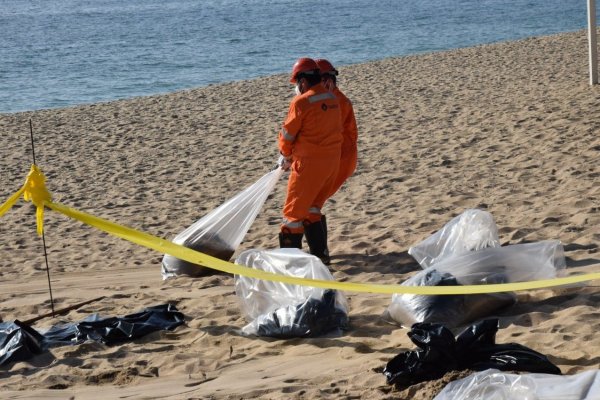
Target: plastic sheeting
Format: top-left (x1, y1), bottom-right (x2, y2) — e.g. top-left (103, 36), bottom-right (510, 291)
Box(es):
top-left (383, 319), bottom-right (561, 388)
top-left (251, 289), bottom-right (348, 338)
top-left (0, 320), bottom-right (45, 366)
top-left (235, 248), bottom-right (349, 338)
top-left (385, 269), bottom-right (516, 328)
top-left (434, 368), bottom-right (600, 400)
top-left (0, 304), bottom-right (184, 366)
top-left (409, 209), bottom-right (501, 269)
top-left (162, 167), bottom-right (283, 279)
top-left (385, 240), bottom-right (566, 328)
top-left (42, 304), bottom-right (185, 346)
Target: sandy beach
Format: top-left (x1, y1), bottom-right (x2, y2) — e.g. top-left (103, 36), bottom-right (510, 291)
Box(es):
top-left (1, 29), bottom-right (599, 399)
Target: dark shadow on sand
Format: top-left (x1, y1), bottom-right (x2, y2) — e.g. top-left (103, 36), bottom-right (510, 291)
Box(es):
top-left (330, 250), bottom-right (420, 276)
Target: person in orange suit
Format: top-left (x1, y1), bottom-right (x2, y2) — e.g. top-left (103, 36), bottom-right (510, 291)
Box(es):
top-left (277, 57), bottom-right (343, 265)
top-left (315, 58), bottom-right (358, 259)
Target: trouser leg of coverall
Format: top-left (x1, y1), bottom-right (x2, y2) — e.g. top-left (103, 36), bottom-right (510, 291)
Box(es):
top-left (326, 148), bottom-right (357, 199)
top-left (282, 157), bottom-right (338, 262)
top-left (282, 157), bottom-right (339, 228)
top-left (315, 149), bottom-right (355, 263)
top-left (281, 156), bottom-right (339, 260)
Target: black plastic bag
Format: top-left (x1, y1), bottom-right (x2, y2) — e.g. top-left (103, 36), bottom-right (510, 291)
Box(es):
top-left (1, 304), bottom-right (185, 367)
top-left (0, 320), bottom-right (45, 366)
top-left (255, 290), bottom-right (349, 338)
top-left (43, 304), bottom-right (185, 346)
top-left (383, 318), bottom-right (561, 387)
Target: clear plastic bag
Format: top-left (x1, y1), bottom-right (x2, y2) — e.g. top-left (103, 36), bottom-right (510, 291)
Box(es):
top-left (408, 209), bottom-right (501, 269)
top-left (385, 240), bottom-right (566, 328)
top-left (434, 368), bottom-right (600, 400)
top-left (161, 168), bottom-right (283, 279)
top-left (234, 248), bottom-right (349, 338)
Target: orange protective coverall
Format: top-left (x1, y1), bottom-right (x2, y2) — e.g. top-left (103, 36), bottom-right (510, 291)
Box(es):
top-left (327, 87), bottom-right (358, 198)
top-left (279, 83), bottom-right (343, 233)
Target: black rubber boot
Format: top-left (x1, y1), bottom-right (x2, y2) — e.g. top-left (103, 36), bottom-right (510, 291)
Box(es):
top-left (321, 214), bottom-right (330, 258)
top-left (304, 220), bottom-right (331, 265)
top-left (279, 232), bottom-right (303, 249)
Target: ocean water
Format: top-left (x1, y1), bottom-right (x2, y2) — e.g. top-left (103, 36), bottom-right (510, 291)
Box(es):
top-left (0, 0), bottom-right (588, 113)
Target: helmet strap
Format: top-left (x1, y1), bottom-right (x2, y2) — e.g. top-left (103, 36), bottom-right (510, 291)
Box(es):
top-left (322, 76), bottom-right (336, 91)
top-left (297, 78), bottom-right (308, 94)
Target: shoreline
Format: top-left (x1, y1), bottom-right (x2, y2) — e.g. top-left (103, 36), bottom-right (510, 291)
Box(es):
top-left (1, 28), bottom-right (589, 116)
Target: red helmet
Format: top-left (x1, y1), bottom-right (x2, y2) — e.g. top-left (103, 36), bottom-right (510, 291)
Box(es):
top-left (315, 59), bottom-right (338, 76)
top-left (290, 57), bottom-right (319, 83)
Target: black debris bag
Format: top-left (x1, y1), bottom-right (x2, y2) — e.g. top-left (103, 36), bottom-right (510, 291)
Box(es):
top-left (254, 289), bottom-right (349, 339)
top-left (43, 304), bottom-right (185, 346)
top-left (383, 318), bottom-right (561, 387)
top-left (0, 304), bottom-right (185, 366)
top-left (0, 320), bottom-right (45, 366)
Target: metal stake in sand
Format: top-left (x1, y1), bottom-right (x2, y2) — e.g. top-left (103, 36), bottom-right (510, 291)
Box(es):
top-left (29, 118), bottom-right (55, 317)
top-left (587, 0), bottom-right (598, 85)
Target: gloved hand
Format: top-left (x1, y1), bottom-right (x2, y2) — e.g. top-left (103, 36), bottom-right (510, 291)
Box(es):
top-left (277, 155), bottom-right (292, 171)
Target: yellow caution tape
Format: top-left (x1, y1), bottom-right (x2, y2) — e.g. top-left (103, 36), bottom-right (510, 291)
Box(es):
top-left (0, 165), bottom-right (51, 235)
top-left (0, 186), bottom-right (25, 218)
top-left (2, 164), bottom-right (600, 295)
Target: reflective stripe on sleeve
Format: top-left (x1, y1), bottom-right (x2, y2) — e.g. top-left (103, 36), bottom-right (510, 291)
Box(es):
top-left (281, 128), bottom-right (295, 142)
top-left (308, 207), bottom-right (321, 215)
top-left (308, 92), bottom-right (335, 103)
